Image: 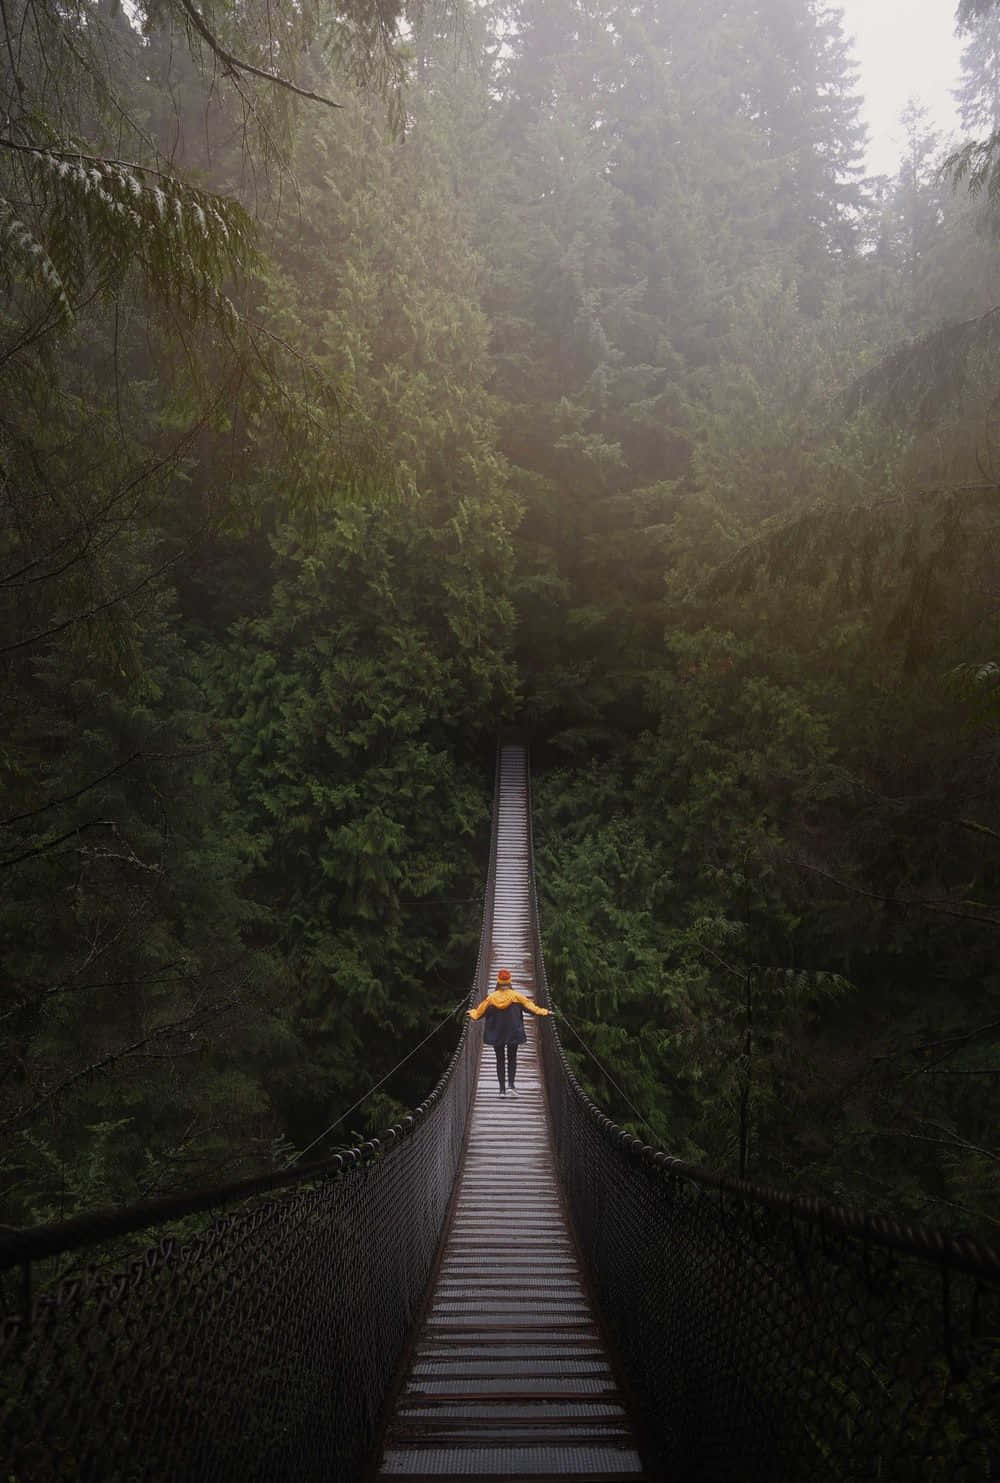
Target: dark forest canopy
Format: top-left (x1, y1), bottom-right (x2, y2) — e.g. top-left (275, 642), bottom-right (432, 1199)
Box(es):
top-left (1, 0), bottom-right (999, 1246)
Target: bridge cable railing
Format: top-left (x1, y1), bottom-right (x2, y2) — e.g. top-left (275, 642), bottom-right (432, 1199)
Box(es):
top-left (525, 760), bottom-right (999, 1483)
top-left (282, 991), bottom-right (470, 1169)
top-left (0, 746), bottom-right (502, 1483)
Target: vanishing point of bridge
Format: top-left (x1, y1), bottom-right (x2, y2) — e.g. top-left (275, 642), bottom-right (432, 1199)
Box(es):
top-left (1, 744), bottom-right (997, 1481)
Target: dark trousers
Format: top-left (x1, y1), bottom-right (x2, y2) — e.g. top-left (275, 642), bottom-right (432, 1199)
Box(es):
top-left (494, 1043), bottom-right (518, 1090)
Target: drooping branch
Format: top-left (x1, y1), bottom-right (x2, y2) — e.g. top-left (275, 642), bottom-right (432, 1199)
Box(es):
top-left (0, 753), bottom-right (141, 829)
top-left (789, 854), bottom-right (1000, 930)
top-left (950, 816), bottom-right (1000, 844)
top-left (171, 0), bottom-right (342, 109)
top-left (0, 523), bottom-right (202, 658)
top-left (0, 137), bottom-right (205, 179)
top-left (0, 818), bottom-right (112, 871)
top-left (842, 306), bottom-right (1000, 422)
top-left (0, 995), bottom-right (244, 1131)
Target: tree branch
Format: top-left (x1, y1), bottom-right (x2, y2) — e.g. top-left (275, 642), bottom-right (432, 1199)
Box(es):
top-left (0, 817), bottom-right (111, 871)
top-left (0, 137), bottom-right (226, 182)
top-left (950, 816), bottom-right (1000, 844)
top-left (0, 752), bottom-right (141, 829)
top-left (905, 1122), bottom-right (1000, 1165)
top-left (171, 0), bottom-right (342, 109)
top-left (789, 854), bottom-right (1000, 929)
top-left (0, 520), bottom-right (203, 656)
top-left (1, 996), bottom-right (241, 1131)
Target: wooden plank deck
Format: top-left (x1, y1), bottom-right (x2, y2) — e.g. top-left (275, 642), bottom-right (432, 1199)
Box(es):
top-left (373, 746), bottom-right (650, 1482)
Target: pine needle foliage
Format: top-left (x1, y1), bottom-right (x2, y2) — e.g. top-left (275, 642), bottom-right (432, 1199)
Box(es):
top-left (1, 145), bottom-right (259, 324)
top-left (945, 658), bottom-right (1000, 721)
top-left (947, 0), bottom-right (1000, 217)
top-left (0, 0), bottom-right (417, 335)
top-left (1, 0), bottom-right (256, 329)
top-left (843, 307), bottom-right (1000, 424)
top-left (959, 0), bottom-right (1000, 31)
top-left (687, 483), bottom-right (1000, 680)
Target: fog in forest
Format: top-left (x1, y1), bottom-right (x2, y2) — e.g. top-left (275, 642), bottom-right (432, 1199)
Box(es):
top-left (2, 0), bottom-right (999, 1252)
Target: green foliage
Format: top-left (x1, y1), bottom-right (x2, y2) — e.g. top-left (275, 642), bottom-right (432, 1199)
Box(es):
top-left (2, 0), bottom-right (999, 1254)
top-left (946, 658), bottom-right (1000, 722)
top-left (534, 618), bottom-right (1000, 1229)
top-left (1, 147), bottom-right (259, 325)
top-left (0, 0), bottom-right (513, 1218)
top-left (946, 1), bottom-right (1000, 223)
top-left (206, 487), bottom-right (517, 1144)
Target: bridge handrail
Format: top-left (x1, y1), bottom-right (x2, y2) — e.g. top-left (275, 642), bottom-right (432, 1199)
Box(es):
top-left (525, 755), bottom-right (999, 1481)
top-left (0, 753), bottom-right (502, 1278)
top-left (0, 746), bottom-right (503, 1483)
top-left (0, 1064), bottom-right (460, 1273)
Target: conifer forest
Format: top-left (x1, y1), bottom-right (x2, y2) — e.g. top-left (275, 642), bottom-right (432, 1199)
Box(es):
top-left (2, 0), bottom-right (1000, 1248)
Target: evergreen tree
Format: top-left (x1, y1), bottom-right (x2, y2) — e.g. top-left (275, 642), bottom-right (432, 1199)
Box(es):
top-left (874, 100), bottom-right (946, 333)
top-left (3, 0), bottom-right (999, 1244)
top-left (193, 73), bottom-right (520, 1146)
top-left (948, 0), bottom-right (1000, 213)
top-left (730, 0), bottom-right (868, 281)
top-left (0, 0), bottom-right (509, 1218)
top-left (957, 0), bottom-right (1000, 132)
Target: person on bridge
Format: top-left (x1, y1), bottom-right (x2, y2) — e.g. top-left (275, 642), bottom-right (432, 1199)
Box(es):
top-left (468, 969), bottom-right (551, 1096)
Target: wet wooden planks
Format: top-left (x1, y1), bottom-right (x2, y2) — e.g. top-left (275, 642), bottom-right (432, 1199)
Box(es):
top-left (373, 746), bottom-right (649, 1482)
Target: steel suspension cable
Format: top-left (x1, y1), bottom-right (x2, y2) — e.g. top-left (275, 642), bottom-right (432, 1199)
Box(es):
top-left (556, 1004), bottom-right (660, 1142)
top-left (286, 994), bottom-right (469, 1166)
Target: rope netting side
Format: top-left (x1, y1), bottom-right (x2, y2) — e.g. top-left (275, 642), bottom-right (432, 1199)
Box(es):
top-left (526, 768), bottom-right (1000, 1483)
top-left (0, 751), bottom-right (502, 1483)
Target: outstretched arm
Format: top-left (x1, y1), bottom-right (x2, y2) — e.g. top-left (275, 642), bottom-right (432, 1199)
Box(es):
top-left (467, 996), bottom-right (493, 1020)
top-left (514, 993), bottom-right (550, 1017)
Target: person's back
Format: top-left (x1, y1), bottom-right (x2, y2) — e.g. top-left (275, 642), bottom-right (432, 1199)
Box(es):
top-left (468, 969), bottom-right (550, 1095)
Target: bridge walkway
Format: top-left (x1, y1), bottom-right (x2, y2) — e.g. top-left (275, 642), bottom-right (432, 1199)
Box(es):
top-left (373, 745), bottom-right (649, 1481)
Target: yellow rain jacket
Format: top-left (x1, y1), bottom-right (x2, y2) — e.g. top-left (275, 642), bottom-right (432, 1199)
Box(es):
top-left (468, 988), bottom-right (550, 1046)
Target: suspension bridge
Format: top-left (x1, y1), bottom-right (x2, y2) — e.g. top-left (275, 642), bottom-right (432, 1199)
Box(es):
top-left (1, 744), bottom-right (997, 1481)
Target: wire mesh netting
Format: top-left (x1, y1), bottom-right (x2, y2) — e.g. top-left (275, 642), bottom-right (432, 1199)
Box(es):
top-left (526, 786), bottom-right (1000, 1482)
top-left (540, 1049), bottom-right (998, 1480)
top-left (0, 756), bottom-right (500, 1483)
top-left (1, 1101), bottom-right (471, 1481)
top-left (2, 742), bottom-right (998, 1483)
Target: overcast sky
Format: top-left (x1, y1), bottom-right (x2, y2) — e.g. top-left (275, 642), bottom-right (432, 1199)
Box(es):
top-left (838, 0), bottom-right (964, 176)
